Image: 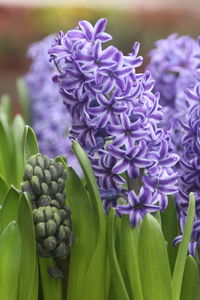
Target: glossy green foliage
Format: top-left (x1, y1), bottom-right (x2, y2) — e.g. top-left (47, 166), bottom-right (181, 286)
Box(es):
top-left (180, 255), bottom-right (199, 300)
top-left (172, 193), bottom-right (195, 300)
top-left (0, 221), bottom-right (21, 300)
top-left (139, 214), bottom-right (172, 300)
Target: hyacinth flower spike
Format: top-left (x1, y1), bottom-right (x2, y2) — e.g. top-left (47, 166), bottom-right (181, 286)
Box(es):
top-left (49, 17), bottom-right (179, 228)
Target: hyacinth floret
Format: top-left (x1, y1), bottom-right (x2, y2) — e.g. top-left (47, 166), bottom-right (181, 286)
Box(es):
top-left (49, 18), bottom-right (179, 226)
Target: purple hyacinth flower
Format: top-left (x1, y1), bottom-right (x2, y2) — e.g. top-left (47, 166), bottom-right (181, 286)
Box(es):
top-left (143, 170), bottom-right (179, 210)
top-left (108, 140), bottom-right (153, 178)
top-left (77, 40), bottom-right (117, 72)
top-left (116, 186), bottom-right (161, 227)
top-left (123, 42), bottom-right (143, 68)
top-left (107, 113), bottom-right (146, 148)
top-left (88, 92), bottom-right (128, 128)
top-left (147, 139), bottom-right (180, 175)
top-left (67, 18), bottom-right (112, 43)
top-left (71, 116), bottom-right (97, 148)
top-left (93, 150), bottom-right (126, 189)
top-left (96, 50), bottom-right (133, 93)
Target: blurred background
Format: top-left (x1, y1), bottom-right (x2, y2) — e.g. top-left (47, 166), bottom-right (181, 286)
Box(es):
top-left (0, 0), bottom-right (200, 113)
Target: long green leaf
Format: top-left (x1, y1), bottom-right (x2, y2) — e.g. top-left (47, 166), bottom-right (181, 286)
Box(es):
top-left (180, 255), bottom-right (199, 300)
top-left (66, 167), bottom-right (96, 300)
top-left (0, 221), bottom-right (21, 300)
top-left (0, 175), bottom-right (9, 205)
top-left (107, 212), bottom-right (130, 300)
top-left (17, 77), bottom-right (30, 124)
top-left (18, 194), bottom-right (38, 300)
top-left (0, 114), bottom-right (13, 182)
top-left (161, 195), bottom-right (179, 273)
top-left (71, 142), bottom-right (107, 300)
top-left (139, 214), bottom-right (172, 300)
top-left (172, 193), bottom-right (195, 300)
top-left (39, 258), bottom-right (63, 300)
top-left (121, 216), bottom-right (143, 300)
top-left (72, 141), bottom-right (104, 226)
top-left (0, 94), bottom-right (11, 121)
top-left (12, 115), bottom-right (25, 186)
top-left (23, 125), bottom-right (39, 164)
top-left (0, 186), bottom-right (20, 234)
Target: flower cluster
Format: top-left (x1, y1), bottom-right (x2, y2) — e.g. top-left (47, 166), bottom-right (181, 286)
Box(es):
top-left (25, 35), bottom-right (78, 171)
top-left (148, 34), bottom-right (200, 255)
top-left (148, 34), bottom-right (200, 155)
top-left (177, 84), bottom-right (200, 238)
top-left (49, 18), bottom-right (179, 226)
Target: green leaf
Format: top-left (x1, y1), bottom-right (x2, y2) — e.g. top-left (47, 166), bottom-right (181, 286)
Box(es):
top-left (180, 255), bottom-right (199, 300)
top-left (72, 141), bottom-right (104, 223)
top-left (121, 216), bottom-right (143, 300)
top-left (0, 114), bottom-right (13, 182)
top-left (139, 214), bottom-right (172, 300)
top-left (12, 115), bottom-right (25, 186)
top-left (161, 195), bottom-right (179, 273)
top-left (172, 193), bottom-right (195, 300)
top-left (107, 212), bottom-right (130, 300)
top-left (0, 186), bottom-right (20, 234)
top-left (66, 167), bottom-right (96, 300)
top-left (23, 125), bottom-right (39, 164)
top-left (18, 193), bottom-right (38, 300)
top-left (0, 175), bottom-right (9, 205)
top-left (16, 77), bottom-right (30, 124)
top-left (39, 258), bottom-right (63, 300)
top-left (0, 94), bottom-right (11, 121)
top-left (0, 221), bottom-right (21, 300)
top-left (71, 142), bottom-right (107, 300)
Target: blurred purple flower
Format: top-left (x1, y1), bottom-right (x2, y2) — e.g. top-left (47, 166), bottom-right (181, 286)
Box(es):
top-left (24, 35), bottom-right (81, 174)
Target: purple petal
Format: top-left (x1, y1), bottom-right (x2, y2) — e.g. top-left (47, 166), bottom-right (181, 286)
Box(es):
top-left (93, 18), bottom-right (107, 36)
top-left (79, 20), bottom-right (93, 40)
top-left (112, 159), bottom-right (129, 174)
top-left (108, 144), bottom-right (125, 158)
top-left (160, 154), bottom-right (180, 167)
top-left (101, 46), bottom-right (116, 60)
top-left (96, 32), bottom-right (112, 42)
top-left (107, 125), bottom-right (124, 135)
top-left (143, 204), bottom-right (161, 213)
top-left (189, 242), bottom-right (197, 257)
top-left (97, 93), bottom-right (109, 106)
top-left (98, 111), bottom-right (111, 128)
top-left (128, 189), bottom-right (139, 206)
top-left (115, 66), bottom-right (133, 77)
top-left (172, 235), bottom-right (182, 246)
top-left (93, 40), bottom-right (101, 59)
top-left (130, 210), bottom-right (142, 227)
top-left (67, 30), bottom-right (85, 39)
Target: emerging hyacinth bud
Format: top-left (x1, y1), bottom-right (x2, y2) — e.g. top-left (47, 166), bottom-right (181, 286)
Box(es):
top-left (21, 153), bottom-right (73, 260)
top-left (33, 206), bottom-right (73, 259)
top-left (21, 154), bottom-right (67, 209)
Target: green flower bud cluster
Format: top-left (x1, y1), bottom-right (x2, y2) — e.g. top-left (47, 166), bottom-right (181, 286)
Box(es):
top-left (21, 154), bottom-right (67, 209)
top-left (33, 206), bottom-right (72, 259)
top-left (21, 154), bottom-right (73, 260)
